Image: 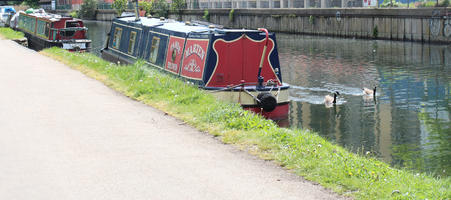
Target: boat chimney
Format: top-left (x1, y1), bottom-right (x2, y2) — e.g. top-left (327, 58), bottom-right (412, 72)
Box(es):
top-left (134, 0), bottom-right (139, 21)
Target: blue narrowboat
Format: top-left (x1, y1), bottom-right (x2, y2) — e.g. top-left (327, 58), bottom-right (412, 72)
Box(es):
top-left (101, 16), bottom-right (290, 119)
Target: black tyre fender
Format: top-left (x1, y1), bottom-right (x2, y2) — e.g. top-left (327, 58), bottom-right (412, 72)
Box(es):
top-left (257, 92), bottom-right (277, 112)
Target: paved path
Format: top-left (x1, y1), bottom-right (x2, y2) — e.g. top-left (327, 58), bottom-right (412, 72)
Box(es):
top-left (0, 39), bottom-right (342, 200)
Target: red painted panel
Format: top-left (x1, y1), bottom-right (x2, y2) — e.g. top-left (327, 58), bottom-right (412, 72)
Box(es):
top-left (180, 39), bottom-right (209, 80)
top-left (207, 35), bottom-right (280, 87)
top-left (244, 103), bottom-right (289, 120)
top-left (165, 36), bottom-right (185, 74)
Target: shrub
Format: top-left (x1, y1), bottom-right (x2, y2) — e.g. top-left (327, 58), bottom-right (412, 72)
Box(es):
top-left (78, 0), bottom-right (97, 19)
top-left (112, 0), bottom-right (128, 16)
top-left (152, 0), bottom-right (169, 18)
top-left (373, 25), bottom-right (378, 39)
top-left (69, 10), bottom-right (78, 18)
top-left (439, 0), bottom-right (449, 6)
top-left (203, 9), bottom-right (210, 21)
top-left (23, 0), bottom-right (39, 8)
top-left (170, 0), bottom-right (185, 20)
top-left (228, 9), bottom-right (235, 22)
top-left (139, 1), bottom-right (153, 16)
top-left (309, 15), bottom-right (315, 25)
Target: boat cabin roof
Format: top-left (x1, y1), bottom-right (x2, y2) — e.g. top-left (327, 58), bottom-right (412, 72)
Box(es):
top-left (21, 12), bottom-right (77, 22)
top-left (117, 16), bottom-right (259, 35)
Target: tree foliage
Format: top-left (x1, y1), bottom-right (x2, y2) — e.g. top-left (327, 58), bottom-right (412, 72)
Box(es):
top-left (23, 0), bottom-right (39, 8)
top-left (139, 1), bottom-right (152, 16)
top-left (152, 0), bottom-right (168, 18)
top-left (78, 0), bottom-right (97, 19)
top-left (112, 0), bottom-right (128, 16)
top-left (170, 0), bottom-right (186, 12)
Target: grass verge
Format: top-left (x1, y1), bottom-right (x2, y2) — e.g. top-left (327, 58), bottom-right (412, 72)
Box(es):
top-left (0, 27), bottom-right (24, 40)
top-left (42, 47), bottom-right (450, 200)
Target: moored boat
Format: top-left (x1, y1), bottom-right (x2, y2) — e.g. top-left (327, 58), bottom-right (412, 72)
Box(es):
top-left (17, 10), bottom-right (91, 51)
top-left (0, 6), bottom-right (15, 27)
top-left (101, 17), bottom-right (290, 120)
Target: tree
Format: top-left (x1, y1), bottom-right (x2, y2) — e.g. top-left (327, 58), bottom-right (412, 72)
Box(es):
top-left (112, 0), bottom-right (128, 16)
top-left (139, 1), bottom-right (153, 16)
top-left (152, 0), bottom-right (168, 18)
top-left (78, 0), bottom-right (97, 19)
top-left (170, 0), bottom-right (186, 12)
top-left (23, 0), bottom-right (39, 8)
top-left (170, 0), bottom-right (185, 20)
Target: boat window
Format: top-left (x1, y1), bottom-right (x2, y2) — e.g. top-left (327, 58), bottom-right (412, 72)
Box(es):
top-left (128, 31), bottom-right (137, 55)
top-left (112, 27), bottom-right (122, 49)
top-left (61, 21), bottom-right (79, 37)
top-left (36, 20), bottom-right (50, 38)
top-left (45, 23), bottom-right (50, 37)
top-left (149, 36), bottom-right (160, 64)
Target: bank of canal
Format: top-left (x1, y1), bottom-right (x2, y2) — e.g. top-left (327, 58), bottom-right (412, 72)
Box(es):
top-left (85, 20), bottom-right (450, 177)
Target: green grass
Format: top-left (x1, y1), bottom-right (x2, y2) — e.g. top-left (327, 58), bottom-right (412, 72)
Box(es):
top-left (42, 47), bottom-right (450, 200)
top-left (0, 27), bottom-right (25, 40)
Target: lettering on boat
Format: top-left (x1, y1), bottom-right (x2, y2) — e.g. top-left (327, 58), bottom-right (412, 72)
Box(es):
top-left (184, 59), bottom-right (201, 73)
top-left (180, 39), bottom-right (209, 79)
top-left (184, 44), bottom-right (205, 60)
top-left (165, 36), bottom-right (185, 73)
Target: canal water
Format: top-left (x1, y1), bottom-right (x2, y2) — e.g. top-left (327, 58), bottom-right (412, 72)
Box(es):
top-left (84, 21), bottom-right (450, 177)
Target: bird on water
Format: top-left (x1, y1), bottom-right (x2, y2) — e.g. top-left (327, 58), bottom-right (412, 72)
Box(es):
top-left (324, 91), bottom-right (340, 107)
top-left (363, 86), bottom-right (377, 96)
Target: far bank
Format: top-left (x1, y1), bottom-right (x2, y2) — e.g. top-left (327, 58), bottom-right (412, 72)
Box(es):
top-left (53, 8), bottom-right (451, 43)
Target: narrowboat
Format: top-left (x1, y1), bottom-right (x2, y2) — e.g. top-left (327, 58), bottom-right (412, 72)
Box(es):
top-left (101, 17), bottom-right (290, 120)
top-left (17, 11), bottom-right (91, 51)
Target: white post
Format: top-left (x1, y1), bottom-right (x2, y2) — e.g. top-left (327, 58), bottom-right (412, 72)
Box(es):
top-left (304, 0), bottom-right (309, 8)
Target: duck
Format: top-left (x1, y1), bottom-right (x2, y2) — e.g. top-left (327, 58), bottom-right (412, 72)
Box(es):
top-left (324, 91), bottom-right (340, 105)
top-left (363, 86), bottom-right (376, 96)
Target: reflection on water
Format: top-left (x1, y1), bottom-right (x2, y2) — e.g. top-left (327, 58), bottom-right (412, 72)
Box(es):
top-left (84, 20), bottom-right (111, 56)
top-left (84, 21), bottom-right (450, 176)
top-left (278, 34), bottom-right (450, 176)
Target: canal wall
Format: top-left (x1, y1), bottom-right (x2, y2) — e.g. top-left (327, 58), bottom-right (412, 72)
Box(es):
top-left (170, 8), bottom-right (451, 43)
top-left (53, 8), bottom-right (451, 43)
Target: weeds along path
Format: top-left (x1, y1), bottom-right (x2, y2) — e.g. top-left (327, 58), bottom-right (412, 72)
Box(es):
top-left (0, 39), bottom-right (342, 199)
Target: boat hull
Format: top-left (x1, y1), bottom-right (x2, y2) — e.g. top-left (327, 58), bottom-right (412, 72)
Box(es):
top-left (25, 32), bottom-right (90, 51)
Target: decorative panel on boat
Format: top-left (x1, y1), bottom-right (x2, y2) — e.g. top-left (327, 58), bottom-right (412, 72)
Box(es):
top-left (165, 36), bottom-right (185, 74)
top-left (180, 39), bottom-right (209, 80)
top-left (206, 34), bottom-right (280, 87)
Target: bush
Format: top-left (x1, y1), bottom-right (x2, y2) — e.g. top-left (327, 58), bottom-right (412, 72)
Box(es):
top-left (228, 9), bottom-right (235, 22)
top-left (373, 25), bottom-right (378, 39)
top-left (203, 9), bottom-right (209, 21)
top-left (152, 0), bottom-right (169, 18)
top-left (23, 0), bottom-right (39, 8)
top-left (439, 0), bottom-right (449, 6)
top-left (139, 1), bottom-right (153, 16)
top-left (112, 0), bottom-right (128, 16)
top-left (170, 0), bottom-right (186, 12)
top-left (78, 0), bottom-right (97, 19)
top-left (69, 10), bottom-right (78, 18)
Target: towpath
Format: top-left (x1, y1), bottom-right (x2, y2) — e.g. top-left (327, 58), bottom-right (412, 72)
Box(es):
top-left (0, 39), bottom-right (342, 200)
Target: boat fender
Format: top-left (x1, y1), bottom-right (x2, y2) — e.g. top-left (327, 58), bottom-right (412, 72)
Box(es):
top-left (257, 92), bottom-right (277, 112)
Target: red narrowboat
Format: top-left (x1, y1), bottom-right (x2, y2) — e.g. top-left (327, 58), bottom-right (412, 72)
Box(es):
top-left (17, 11), bottom-right (91, 51)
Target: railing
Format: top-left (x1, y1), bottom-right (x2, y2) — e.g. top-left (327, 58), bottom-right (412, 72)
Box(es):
top-left (97, 2), bottom-right (136, 10)
top-left (56, 4), bottom-right (72, 10)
